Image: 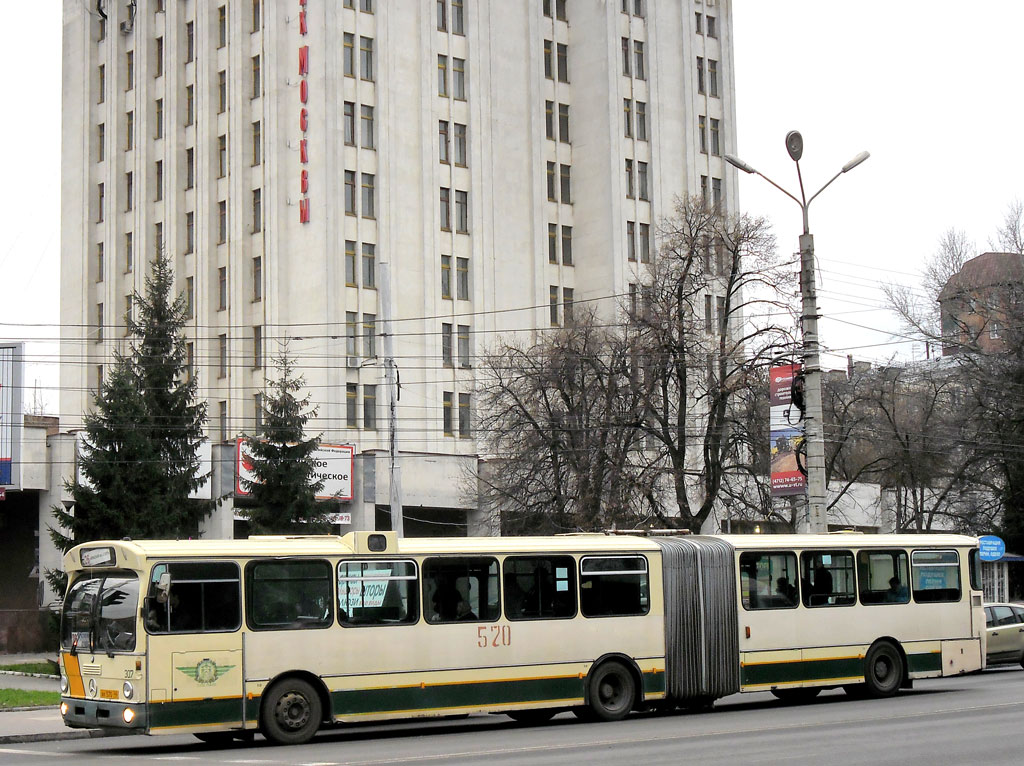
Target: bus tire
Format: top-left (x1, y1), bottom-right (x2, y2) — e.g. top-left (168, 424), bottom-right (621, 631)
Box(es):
top-left (260, 677), bottom-right (322, 745)
top-left (586, 661), bottom-right (635, 722)
top-left (863, 642), bottom-right (903, 698)
top-left (770, 687), bottom-right (821, 703)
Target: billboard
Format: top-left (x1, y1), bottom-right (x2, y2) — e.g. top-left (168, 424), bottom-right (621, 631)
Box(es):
top-left (0, 343), bottom-right (24, 489)
top-left (769, 363), bottom-right (806, 497)
top-left (236, 438), bottom-right (355, 502)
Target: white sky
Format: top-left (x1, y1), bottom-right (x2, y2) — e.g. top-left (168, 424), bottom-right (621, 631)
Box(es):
top-left (2, 2), bottom-right (1023, 415)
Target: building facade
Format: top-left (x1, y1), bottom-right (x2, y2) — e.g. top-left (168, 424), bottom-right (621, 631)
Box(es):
top-left (60, 0), bottom-right (737, 534)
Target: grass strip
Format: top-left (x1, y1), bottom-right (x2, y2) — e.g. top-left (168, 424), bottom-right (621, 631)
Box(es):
top-left (0, 689), bottom-right (61, 709)
top-left (0, 662), bottom-right (59, 676)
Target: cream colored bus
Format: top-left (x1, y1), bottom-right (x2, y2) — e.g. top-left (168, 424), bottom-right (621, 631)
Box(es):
top-left (58, 531), bottom-right (983, 744)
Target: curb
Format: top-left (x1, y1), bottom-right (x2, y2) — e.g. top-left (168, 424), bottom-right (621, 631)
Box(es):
top-left (0, 730), bottom-right (109, 745)
top-left (0, 670), bottom-right (60, 680)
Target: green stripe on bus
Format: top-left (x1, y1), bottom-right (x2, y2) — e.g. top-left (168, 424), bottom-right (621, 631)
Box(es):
top-left (149, 697), bottom-right (243, 728)
top-left (741, 656), bottom-right (863, 686)
top-left (906, 651), bottom-right (942, 674)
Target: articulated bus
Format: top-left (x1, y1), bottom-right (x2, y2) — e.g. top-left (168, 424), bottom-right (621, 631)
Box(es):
top-left (58, 532), bottom-right (984, 745)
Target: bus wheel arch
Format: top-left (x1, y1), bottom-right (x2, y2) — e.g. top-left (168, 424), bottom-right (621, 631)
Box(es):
top-left (862, 639), bottom-right (906, 698)
top-left (259, 672), bottom-right (330, 745)
top-left (581, 654), bottom-right (642, 721)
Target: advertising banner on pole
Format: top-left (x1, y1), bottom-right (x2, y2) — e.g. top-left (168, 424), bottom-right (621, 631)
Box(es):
top-left (769, 363), bottom-right (806, 497)
top-left (236, 438), bottom-right (355, 502)
top-left (0, 343), bottom-right (24, 489)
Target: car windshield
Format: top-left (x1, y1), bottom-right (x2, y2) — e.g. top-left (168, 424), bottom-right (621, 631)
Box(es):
top-left (61, 573), bottom-right (140, 653)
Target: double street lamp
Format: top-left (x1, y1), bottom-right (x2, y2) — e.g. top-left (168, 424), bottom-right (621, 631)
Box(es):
top-left (725, 133), bottom-right (869, 534)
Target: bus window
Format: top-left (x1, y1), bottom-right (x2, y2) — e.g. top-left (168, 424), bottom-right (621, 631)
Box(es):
top-left (246, 559), bottom-right (332, 630)
top-left (579, 556), bottom-right (649, 617)
top-left (146, 561), bottom-right (240, 634)
top-left (911, 550), bottom-right (961, 603)
top-left (423, 557), bottom-right (500, 623)
top-left (857, 550), bottom-right (909, 605)
top-left (337, 560), bottom-right (419, 626)
top-left (503, 556), bottom-right (577, 620)
top-left (800, 551), bottom-right (855, 607)
top-left (739, 551), bottom-right (798, 609)
top-left (969, 548), bottom-right (982, 592)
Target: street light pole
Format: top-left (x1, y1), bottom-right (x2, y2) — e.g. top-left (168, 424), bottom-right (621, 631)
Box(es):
top-left (725, 134), bottom-right (868, 534)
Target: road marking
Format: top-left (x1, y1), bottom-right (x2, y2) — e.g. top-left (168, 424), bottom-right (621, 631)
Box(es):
top-left (0, 748), bottom-right (64, 757)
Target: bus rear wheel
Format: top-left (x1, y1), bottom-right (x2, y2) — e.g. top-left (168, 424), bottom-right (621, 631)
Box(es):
top-left (261, 678), bottom-right (322, 745)
top-left (863, 642), bottom-right (903, 698)
top-left (586, 661), bottom-right (635, 722)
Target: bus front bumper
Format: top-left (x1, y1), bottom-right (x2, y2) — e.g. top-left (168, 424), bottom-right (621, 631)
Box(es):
top-left (61, 697), bottom-right (147, 731)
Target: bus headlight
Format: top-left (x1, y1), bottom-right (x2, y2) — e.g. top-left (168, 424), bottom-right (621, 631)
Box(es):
top-left (123, 707), bottom-right (135, 724)
top-left (60, 676), bottom-right (69, 694)
top-left (123, 681), bottom-right (134, 700)
top-left (60, 701), bottom-right (69, 716)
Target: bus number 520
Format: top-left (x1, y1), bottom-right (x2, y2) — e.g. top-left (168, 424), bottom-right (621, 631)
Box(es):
top-left (478, 625), bottom-right (511, 648)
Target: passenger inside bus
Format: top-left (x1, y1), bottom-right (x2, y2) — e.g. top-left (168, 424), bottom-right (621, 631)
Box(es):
top-left (886, 576), bottom-right (909, 602)
top-left (775, 577), bottom-right (797, 605)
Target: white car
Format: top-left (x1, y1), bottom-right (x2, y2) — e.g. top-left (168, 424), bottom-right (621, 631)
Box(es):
top-left (984, 603), bottom-right (1024, 668)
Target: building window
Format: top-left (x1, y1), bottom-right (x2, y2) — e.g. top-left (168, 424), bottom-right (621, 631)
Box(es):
top-left (452, 0), bottom-right (465, 34)
top-left (712, 177), bottom-right (723, 209)
top-left (344, 34), bottom-right (355, 76)
top-left (345, 241), bottom-right (357, 286)
top-left (561, 225), bottom-right (573, 265)
top-left (627, 220), bottom-right (636, 262)
top-left (186, 21), bottom-right (195, 62)
top-left (453, 57), bottom-right (466, 100)
top-left (97, 183), bottom-right (105, 222)
top-left (639, 223), bottom-right (651, 263)
top-left (454, 123), bottom-right (467, 166)
top-left (218, 70), bottom-right (227, 113)
top-left (254, 393), bottom-right (263, 431)
top-left (218, 266), bottom-right (227, 310)
top-left (96, 242), bottom-right (104, 282)
top-left (185, 211), bottom-right (195, 253)
top-left (155, 37), bottom-right (164, 77)
top-left (550, 285), bottom-right (559, 325)
top-left (455, 190), bottom-right (469, 233)
top-left (438, 120), bottom-right (450, 163)
top-left (621, 38), bottom-right (630, 77)
top-left (218, 5), bottom-right (228, 48)
top-left (126, 111), bottom-right (134, 150)
top-left (98, 14), bottom-right (106, 41)
top-left (710, 118), bottom-right (721, 156)
top-left (543, 40), bottom-right (552, 79)
top-left (218, 334), bottom-right (228, 377)
top-left (360, 36), bottom-right (374, 81)
top-left (219, 401), bottom-right (228, 439)
top-left (185, 276), bottom-right (194, 318)
top-left (457, 325), bottom-right (470, 367)
top-left (155, 160), bottom-right (163, 201)
top-left (441, 255), bottom-right (452, 299)
top-left (440, 187), bottom-right (451, 230)
top-left (558, 104), bottom-right (569, 143)
top-left (458, 393), bottom-right (471, 437)
top-left (441, 323), bottom-right (453, 366)
top-left (363, 313), bottom-right (377, 358)
top-left (153, 220), bottom-right (162, 256)
top-left (253, 326), bottom-right (263, 368)
top-left (125, 172), bottom-right (133, 210)
top-left (154, 99), bottom-right (164, 139)
top-left (638, 161), bottom-right (649, 201)
top-left (186, 147), bottom-right (195, 188)
top-left (556, 43), bottom-right (568, 82)
top-left (443, 391), bottom-right (453, 435)
top-left (252, 55), bottom-right (261, 98)
top-left (96, 303), bottom-right (104, 342)
top-left (623, 99), bottom-right (632, 138)
top-left (555, 0), bottom-right (567, 21)
top-left (345, 171), bottom-right (356, 214)
top-left (218, 135), bottom-right (227, 177)
top-left (98, 64), bottom-right (105, 103)
top-left (456, 257), bottom-right (469, 300)
top-left (124, 231), bottom-right (133, 272)
top-left (362, 243), bottom-right (376, 288)
top-left (252, 188), bottom-right (262, 233)
top-left (707, 16), bottom-right (717, 38)
top-left (697, 57), bottom-right (705, 94)
top-left (437, 0), bottom-right (446, 30)
top-left (252, 0), bottom-right (261, 32)
top-left (346, 312), bottom-right (358, 355)
top-left (346, 384), bottom-right (357, 427)
top-left (636, 101), bottom-right (647, 141)
top-left (634, 41), bottom-right (645, 80)
top-left (438, 54), bottom-right (448, 95)
top-left (218, 200), bottom-right (228, 243)
top-left (546, 161), bottom-right (556, 201)
top-left (548, 223), bottom-right (558, 263)
top-left (559, 164), bottom-right (571, 203)
top-left (361, 0), bottom-right (374, 12)
top-left (126, 51), bottom-right (134, 90)
top-left (363, 385), bottom-right (377, 429)
top-left (699, 115), bottom-right (707, 154)
top-left (695, 12), bottom-right (702, 34)
top-left (700, 175), bottom-right (709, 203)
top-left (361, 173), bottom-right (376, 218)
top-left (545, 100), bottom-right (554, 140)
top-left (709, 59), bottom-right (719, 98)
top-left (186, 84), bottom-right (194, 125)
top-left (252, 121), bottom-right (261, 165)
top-left (97, 122), bottom-right (105, 161)
top-left (563, 288), bottom-right (574, 323)
top-left (345, 102), bottom-right (356, 145)
top-left (361, 105), bottom-right (375, 149)
top-left (625, 159), bottom-right (634, 198)
top-left (253, 256), bottom-right (262, 301)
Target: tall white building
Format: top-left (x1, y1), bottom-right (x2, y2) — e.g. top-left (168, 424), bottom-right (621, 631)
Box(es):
top-left (60, 0), bottom-right (737, 535)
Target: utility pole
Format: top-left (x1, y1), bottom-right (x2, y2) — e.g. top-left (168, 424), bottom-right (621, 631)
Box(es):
top-left (378, 260), bottom-right (404, 537)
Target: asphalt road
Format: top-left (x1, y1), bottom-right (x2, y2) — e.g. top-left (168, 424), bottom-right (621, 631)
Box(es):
top-left (1, 667), bottom-right (1020, 765)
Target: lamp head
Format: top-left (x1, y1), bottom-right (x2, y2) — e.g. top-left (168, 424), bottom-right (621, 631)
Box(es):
top-left (785, 131), bottom-right (803, 162)
top-left (723, 154), bottom-right (757, 174)
top-left (842, 151), bottom-right (870, 173)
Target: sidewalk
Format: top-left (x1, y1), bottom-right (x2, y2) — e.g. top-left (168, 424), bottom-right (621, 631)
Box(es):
top-left (0, 653), bottom-right (105, 744)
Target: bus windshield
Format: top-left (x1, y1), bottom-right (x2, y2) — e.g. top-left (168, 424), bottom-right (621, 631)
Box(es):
top-left (61, 573), bottom-right (140, 653)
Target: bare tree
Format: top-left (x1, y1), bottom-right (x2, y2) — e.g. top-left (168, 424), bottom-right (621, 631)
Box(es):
top-left (990, 199), bottom-right (1024, 255)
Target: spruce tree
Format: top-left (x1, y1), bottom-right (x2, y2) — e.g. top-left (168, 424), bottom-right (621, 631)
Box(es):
top-left (49, 254), bottom-right (211, 590)
top-left (240, 344), bottom-right (330, 533)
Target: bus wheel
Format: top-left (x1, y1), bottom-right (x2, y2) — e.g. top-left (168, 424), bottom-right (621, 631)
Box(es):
top-left (863, 642), bottom-right (903, 698)
top-left (507, 709), bottom-right (557, 724)
top-left (770, 687), bottom-right (821, 703)
top-left (586, 661), bottom-right (635, 722)
top-left (261, 678), bottom-right (322, 745)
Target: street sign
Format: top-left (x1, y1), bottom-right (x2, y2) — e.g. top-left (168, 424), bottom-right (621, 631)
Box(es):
top-left (979, 535), bottom-right (1006, 562)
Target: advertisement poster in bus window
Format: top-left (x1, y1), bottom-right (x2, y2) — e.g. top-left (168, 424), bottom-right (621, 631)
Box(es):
top-left (0, 344), bottom-right (24, 489)
top-left (339, 568), bottom-right (391, 612)
top-left (235, 438), bottom-right (355, 502)
top-left (769, 363), bottom-right (805, 496)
